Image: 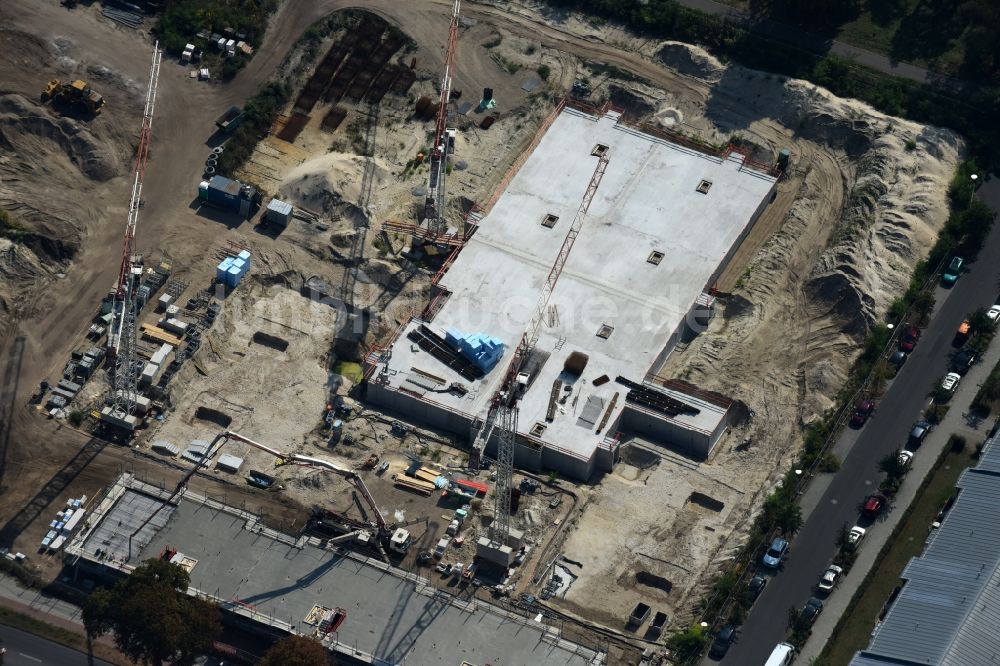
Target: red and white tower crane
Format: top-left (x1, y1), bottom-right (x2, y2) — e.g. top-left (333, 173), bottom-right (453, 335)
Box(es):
top-left (421, 0), bottom-right (461, 233)
top-left (474, 150), bottom-right (610, 553)
top-left (106, 44), bottom-right (162, 424)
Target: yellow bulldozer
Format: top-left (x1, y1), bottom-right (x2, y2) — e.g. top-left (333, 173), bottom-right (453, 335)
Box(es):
top-left (41, 79), bottom-right (105, 115)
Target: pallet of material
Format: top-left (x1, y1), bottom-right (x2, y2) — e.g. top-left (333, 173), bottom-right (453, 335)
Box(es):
top-left (413, 467), bottom-right (444, 484)
top-left (140, 324), bottom-right (182, 347)
top-left (392, 474), bottom-right (433, 496)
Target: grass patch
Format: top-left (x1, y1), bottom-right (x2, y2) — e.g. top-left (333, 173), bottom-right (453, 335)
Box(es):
top-left (0, 606), bottom-right (88, 651)
top-left (820, 445), bottom-right (977, 665)
top-left (334, 361), bottom-right (364, 384)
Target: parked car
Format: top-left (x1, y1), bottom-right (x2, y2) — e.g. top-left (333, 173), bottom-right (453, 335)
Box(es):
top-left (850, 399), bottom-right (876, 428)
top-left (941, 372), bottom-right (962, 395)
top-left (817, 565), bottom-right (844, 592)
top-left (846, 526), bottom-right (866, 550)
top-left (942, 256), bottom-right (964, 286)
top-left (801, 597), bottom-right (824, 625)
top-left (988, 305), bottom-right (1000, 324)
top-left (899, 324), bottom-right (921, 352)
top-left (954, 320), bottom-right (971, 346)
top-left (746, 574), bottom-right (768, 602)
top-left (709, 624), bottom-right (738, 659)
top-left (862, 493), bottom-right (887, 519)
top-left (952, 347), bottom-right (977, 375)
top-left (762, 537), bottom-right (789, 568)
top-left (888, 349), bottom-right (908, 368)
top-left (898, 450), bottom-right (914, 467)
top-left (909, 421), bottom-right (932, 447)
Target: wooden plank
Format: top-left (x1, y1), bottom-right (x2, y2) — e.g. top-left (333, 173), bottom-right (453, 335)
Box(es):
top-left (596, 391), bottom-right (619, 435)
top-left (140, 324), bottom-right (182, 347)
top-left (393, 475), bottom-right (433, 496)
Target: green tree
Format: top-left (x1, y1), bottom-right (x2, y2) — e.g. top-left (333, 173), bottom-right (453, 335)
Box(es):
top-left (878, 451), bottom-right (908, 482)
top-left (666, 624), bottom-right (709, 662)
top-left (259, 635), bottom-right (330, 666)
top-left (83, 559), bottom-right (220, 665)
top-left (912, 290), bottom-right (935, 323)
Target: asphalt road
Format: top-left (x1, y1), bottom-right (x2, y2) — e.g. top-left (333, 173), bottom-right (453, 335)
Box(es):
top-left (675, 0), bottom-right (952, 89)
top-left (719, 177), bottom-right (1000, 665)
top-left (0, 625), bottom-right (113, 666)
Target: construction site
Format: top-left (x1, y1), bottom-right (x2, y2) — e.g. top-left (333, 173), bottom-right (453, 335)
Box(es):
top-left (0, 0), bottom-right (966, 663)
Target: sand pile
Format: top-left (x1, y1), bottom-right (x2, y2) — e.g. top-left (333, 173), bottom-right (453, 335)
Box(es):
top-left (278, 152), bottom-right (391, 219)
top-left (0, 94), bottom-right (121, 181)
top-left (656, 41), bottom-right (724, 82)
top-left (0, 237), bottom-right (49, 334)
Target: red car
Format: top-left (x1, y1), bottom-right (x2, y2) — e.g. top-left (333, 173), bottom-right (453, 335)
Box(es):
top-left (862, 493), bottom-right (887, 518)
top-left (850, 399), bottom-right (876, 428)
top-left (899, 324), bottom-right (920, 352)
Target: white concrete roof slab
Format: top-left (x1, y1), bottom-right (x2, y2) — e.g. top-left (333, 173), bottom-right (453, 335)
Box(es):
top-left (381, 107), bottom-right (775, 461)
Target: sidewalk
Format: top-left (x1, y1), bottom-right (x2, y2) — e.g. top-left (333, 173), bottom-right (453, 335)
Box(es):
top-left (795, 309), bottom-right (1000, 662)
top-left (0, 574), bottom-right (131, 664)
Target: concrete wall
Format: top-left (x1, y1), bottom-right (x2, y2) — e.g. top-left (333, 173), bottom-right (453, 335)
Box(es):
top-left (620, 404), bottom-right (729, 459)
top-left (368, 383), bottom-right (612, 481)
top-left (708, 176), bottom-right (778, 290)
top-left (367, 383), bottom-right (473, 436)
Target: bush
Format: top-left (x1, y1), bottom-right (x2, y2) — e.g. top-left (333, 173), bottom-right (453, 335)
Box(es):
top-left (537, 64), bottom-right (551, 80)
top-left (68, 410), bottom-right (85, 427)
top-left (215, 81), bottom-right (290, 176)
top-left (666, 625), bottom-right (709, 662)
top-left (155, 0), bottom-right (279, 55)
top-left (948, 434), bottom-right (967, 452)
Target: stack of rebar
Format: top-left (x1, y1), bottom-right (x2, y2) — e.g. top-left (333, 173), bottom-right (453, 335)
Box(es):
top-left (101, 7), bottom-right (144, 29)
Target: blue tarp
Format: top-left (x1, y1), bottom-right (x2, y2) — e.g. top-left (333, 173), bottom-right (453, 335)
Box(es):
top-left (445, 328), bottom-right (506, 373)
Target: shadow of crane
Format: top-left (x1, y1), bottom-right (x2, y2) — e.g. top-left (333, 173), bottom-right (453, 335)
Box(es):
top-left (373, 578), bottom-right (459, 663)
top-left (0, 335), bottom-right (25, 491)
top-left (339, 102), bottom-right (380, 305)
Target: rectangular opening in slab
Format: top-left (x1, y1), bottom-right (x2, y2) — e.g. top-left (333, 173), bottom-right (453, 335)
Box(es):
top-left (591, 143), bottom-right (609, 157)
top-left (596, 324), bottom-right (614, 339)
top-left (696, 179), bottom-right (713, 194)
top-left (647, 250), bottom-right (664, 265)
top-left (530, 422), bottom-right (547, 437)
top-left (541, 213), bottom-right (559, 228)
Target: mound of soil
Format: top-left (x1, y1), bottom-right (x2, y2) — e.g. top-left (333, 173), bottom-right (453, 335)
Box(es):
top-left (0, 94), bottom-right (121, 181)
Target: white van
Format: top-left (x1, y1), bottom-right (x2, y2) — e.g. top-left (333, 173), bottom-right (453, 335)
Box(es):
top-left (764, 642), bottom-right (795, 666)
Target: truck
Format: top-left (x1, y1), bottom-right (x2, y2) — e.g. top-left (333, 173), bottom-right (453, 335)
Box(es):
top-left (389, 528), bottom-right (412, 554)
top-left (214, 105), bottom-right (244, 133)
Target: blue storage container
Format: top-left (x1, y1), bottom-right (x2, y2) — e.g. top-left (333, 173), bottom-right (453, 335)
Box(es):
top-left (216, 257), bottom-right (233, 283)
top-left (238, 249), bottom-right (251, 269)
top-left (227, 266), bottom-right (241, 287)
top-left (232, 258), bottom-right (246, 275)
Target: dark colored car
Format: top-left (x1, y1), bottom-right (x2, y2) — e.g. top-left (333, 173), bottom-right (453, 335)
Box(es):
top-left (746, 574), bottom-right (768, 603)
top-left (909, 420), bottom-right (932, 448)
top-left (899, 324), bottom-right (921, 352)
top-left (801, 597), bottom-right (824, 625)
top-left (709, 624), bottom-right (738, 659)
top-left (952, 347), bottom-right (977, 375)
top-left (850, 399), bottom-right (876, 428)
top-left (888, 349), bottom-right (907, 368)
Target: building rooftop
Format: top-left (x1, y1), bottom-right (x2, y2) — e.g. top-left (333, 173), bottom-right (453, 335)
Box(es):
top-left (68, 477), bottom-right (603, 665)
top-left (379, 106), bottom-right (775, 460)
top-left (850, 432), bottom-right (1000, 666)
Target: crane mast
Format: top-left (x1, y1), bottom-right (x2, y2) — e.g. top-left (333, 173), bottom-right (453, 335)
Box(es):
top-left (421, 0), bottom-right (461, 233)
top-left (107, 44), bottom-right (162, 419)
top-left (480, 152), bottom-right (610, 545)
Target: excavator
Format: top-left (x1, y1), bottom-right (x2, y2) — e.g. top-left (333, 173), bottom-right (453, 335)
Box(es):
top-left (41, 79), bottom-right (105, 115)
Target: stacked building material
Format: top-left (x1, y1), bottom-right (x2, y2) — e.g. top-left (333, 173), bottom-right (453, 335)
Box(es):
top-left (216, 249), bottom-right (252, 288)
